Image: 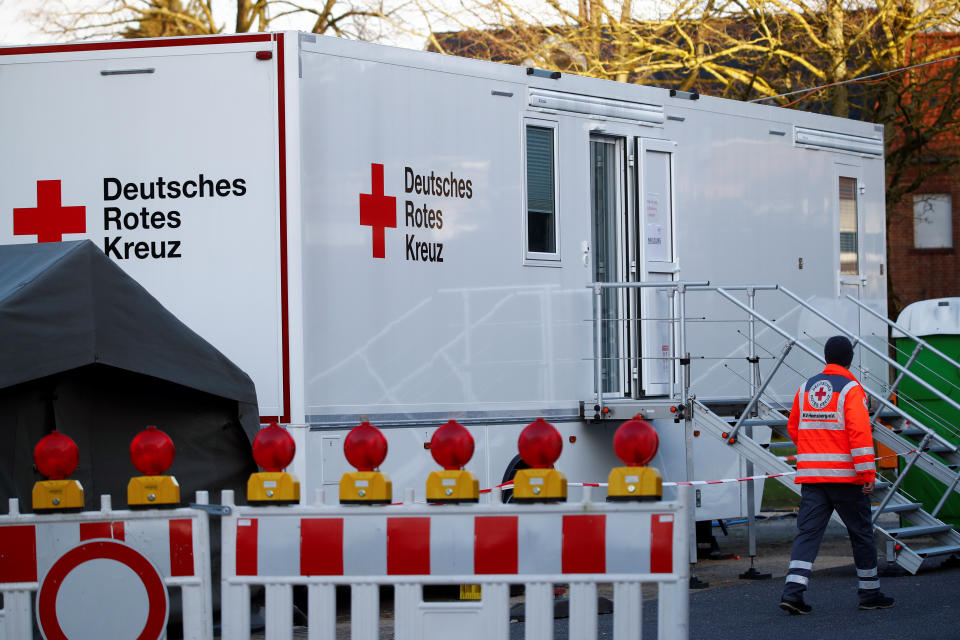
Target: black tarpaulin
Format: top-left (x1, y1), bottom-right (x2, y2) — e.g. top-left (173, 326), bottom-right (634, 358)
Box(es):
top-left (0, 240), bottom-right (258, 510)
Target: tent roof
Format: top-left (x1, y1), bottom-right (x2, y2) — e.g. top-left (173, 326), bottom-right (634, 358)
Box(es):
top-left (0, 240), bottom-right (258, 406)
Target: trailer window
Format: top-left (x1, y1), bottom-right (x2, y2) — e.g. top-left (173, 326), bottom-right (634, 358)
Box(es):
top-left (839, 177), bottom-right (859, 274)
top-left (526, 124), bottom-right (558, 257)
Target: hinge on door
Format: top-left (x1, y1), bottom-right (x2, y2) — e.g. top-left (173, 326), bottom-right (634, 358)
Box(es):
top-left (629, 260), bottom-right (637, 275)
top-left (628, 154), bottom-right (635, 168)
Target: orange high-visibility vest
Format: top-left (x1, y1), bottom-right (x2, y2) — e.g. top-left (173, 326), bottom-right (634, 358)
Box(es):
top-left (787, 364), bottom-right (876, 484)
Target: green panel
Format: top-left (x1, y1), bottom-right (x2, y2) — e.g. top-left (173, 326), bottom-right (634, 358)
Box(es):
top-left (894, 336), bottom-right (960, 527)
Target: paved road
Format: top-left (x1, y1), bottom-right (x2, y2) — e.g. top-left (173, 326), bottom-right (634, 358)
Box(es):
top-left (508, 561), bottom-right (959, 639)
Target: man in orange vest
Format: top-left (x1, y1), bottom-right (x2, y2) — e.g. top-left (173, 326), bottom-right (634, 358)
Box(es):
top-left (779, 336), bottom-right (895, 615)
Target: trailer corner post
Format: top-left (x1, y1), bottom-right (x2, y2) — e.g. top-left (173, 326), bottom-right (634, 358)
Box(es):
top-left (593, 284), bottom-right (604, 417)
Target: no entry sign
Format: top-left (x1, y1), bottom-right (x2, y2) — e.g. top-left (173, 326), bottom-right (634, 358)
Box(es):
top-left (36, 539), bottom-right (168, 640)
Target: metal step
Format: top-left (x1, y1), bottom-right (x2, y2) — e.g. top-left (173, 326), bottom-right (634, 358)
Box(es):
top-left (917, 544), bottom-right (960, 559)
top-left (897, 426), bottom-right (926, 437)
top-left (872, 502), bottom-right (922, 514)
top-left (881, 524), bottom-right (954, 538)
top-left (928, 443), bottom-right (959, 455)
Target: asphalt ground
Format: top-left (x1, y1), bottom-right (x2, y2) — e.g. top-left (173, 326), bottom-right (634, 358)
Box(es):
top-left (508, 512), bottom-right (960, 640)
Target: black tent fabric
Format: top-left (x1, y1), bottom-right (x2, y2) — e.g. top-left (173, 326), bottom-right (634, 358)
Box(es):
top-left (0, 240), bottom-right (259, 511)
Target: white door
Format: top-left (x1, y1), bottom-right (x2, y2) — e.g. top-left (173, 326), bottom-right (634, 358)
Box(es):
top-left (636, 138), bottom-right (678, 397)
top-left (836, 162), bottom-right (866, 372)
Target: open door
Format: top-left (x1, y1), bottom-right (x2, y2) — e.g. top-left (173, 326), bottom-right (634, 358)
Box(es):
top-left (636, 138), bottom-right (678, 397)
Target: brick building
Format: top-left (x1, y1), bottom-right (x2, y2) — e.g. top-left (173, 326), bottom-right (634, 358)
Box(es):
top-left (885, 32), bottom-right (960, 313)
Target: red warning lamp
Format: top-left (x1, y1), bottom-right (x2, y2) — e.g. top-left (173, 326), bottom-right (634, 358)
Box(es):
top-left (248, 422), bottom-right (300, 504)
top-left (128, 426), bottom-right (180, 507)
top-left (613, 417), bottom-right (659, 466)
top-left (34, 431), bottom-right (79, 480)
top-left (252, 421), bottom-right (296, 472)
top-left (340, 421), bottom-right (392, 504)
top-left (430, 420), bottom-right (474, 470)
top-left (32, 431), bottom-right (84, 511)
top-left (130, 426), bottom-right (176, 475)
top-left (344, 421), bottom-right (388, 472)
top-left (426, 421), bottom-right (478, 503)
top-left (518, 418), bottom-right (563, 469)
top-left (608, 415), bottom-right (663, 501)
top-left (513, 419), bottom-right (567, 502)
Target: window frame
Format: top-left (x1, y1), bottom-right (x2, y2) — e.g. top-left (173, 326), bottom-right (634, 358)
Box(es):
top-left (522, 118), bottom-right (561, 265)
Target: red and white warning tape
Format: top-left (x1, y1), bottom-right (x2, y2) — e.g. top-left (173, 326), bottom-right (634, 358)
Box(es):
top-left (440, 449), bottom-right (923, 501)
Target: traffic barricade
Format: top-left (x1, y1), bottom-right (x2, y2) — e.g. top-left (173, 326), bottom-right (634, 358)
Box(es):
top-left (0, 492), bottom-right (213, 640)
top-left (219, 483), bottom-right (691, 640)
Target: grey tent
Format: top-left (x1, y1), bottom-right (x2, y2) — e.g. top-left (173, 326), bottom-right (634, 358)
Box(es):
top-left (0, 240), bottom-right (258, 510)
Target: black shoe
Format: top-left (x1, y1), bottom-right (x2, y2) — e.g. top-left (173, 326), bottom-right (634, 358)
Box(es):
top-left (779, 597), bottom-right (812, 615)
top-left (858, 593), bottom-right (895, 610)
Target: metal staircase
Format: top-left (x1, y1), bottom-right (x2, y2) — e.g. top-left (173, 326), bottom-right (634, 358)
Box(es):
top-left (587, 281), bottom-right (960, 574)
top-left (692, 398), bottom-right (960, 573)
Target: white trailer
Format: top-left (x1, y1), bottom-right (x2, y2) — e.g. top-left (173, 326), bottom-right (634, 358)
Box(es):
top-left (0, 32), bottom-right (889, 521)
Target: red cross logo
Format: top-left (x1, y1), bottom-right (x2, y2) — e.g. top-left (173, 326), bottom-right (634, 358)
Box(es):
top-left (359, 164), bottom-right (396, 259)
top-left (814, 387), bottom-right (828, 402)
top-left (13, 180), bottom-right (86, 243)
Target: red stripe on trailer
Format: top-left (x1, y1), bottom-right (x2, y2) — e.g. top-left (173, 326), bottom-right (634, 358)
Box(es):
top-left (236, 519), bottom-right (259, 576)
top-left (0, 34), bottom-right (273, 57)
top-left (0, 525), bottom-right (37, 583)
top-left (387, 518), bottom-right (430, 575)
top-left (561, 515), bottom-right (606, 574)
top-left (650, 514), bottom-right (674, 574)
top-left (474, 516), bottom-right (518, 575)
top-left (272, 31), bottom-right (291, 424)
top-left (300, 518), bottom-right (344, 575)
top-left (169, 519), bottom-right (195, 577)
top-left (80, 522), bottom-right (123, 541)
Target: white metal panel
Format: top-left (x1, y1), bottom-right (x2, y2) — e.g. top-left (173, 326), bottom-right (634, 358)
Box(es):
top-left (0, 41), bottom-right (286, 417)
top-left (299, 51), bottom-right (592, 421)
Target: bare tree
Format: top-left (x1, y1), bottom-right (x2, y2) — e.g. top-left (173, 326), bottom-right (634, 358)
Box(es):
top-left (32, 0), bottom-right (399, 40)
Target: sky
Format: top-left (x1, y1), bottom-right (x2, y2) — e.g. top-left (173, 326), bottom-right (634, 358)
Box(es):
top-left (0, 0), bottom-right (431, 48)
top-left (0, 0), bottom-right (48, 44)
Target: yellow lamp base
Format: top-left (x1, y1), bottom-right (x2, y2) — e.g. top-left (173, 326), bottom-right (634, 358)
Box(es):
top-left (33, 479), bottom-right (85, 512)
top-left (247, 471), bottom-right (301, 504)
top-left (426, 469), bottom-right (479, 503)
top-left (340, 471), bottom-right (392, 504)
top-left (460, 584), bottom-right (482, 600)
top-left (607, 466), bottom-right (663, 501)
top-left (128, 475), bottom-right (181, 508)
top-left (512, 468), bottom-right (567, 502)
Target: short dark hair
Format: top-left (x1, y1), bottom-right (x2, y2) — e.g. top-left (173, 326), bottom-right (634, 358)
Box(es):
top-left (824, 336), bottom-right (854, 368)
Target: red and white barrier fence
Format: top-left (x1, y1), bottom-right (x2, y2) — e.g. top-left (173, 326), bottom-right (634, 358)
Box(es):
top-left (0, 493), bottom-right (213, 640)
top-left (220, 485), bottom-right (692, 640)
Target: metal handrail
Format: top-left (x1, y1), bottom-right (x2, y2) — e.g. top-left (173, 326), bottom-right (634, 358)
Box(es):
top-left (779, 286), bottom-right (960, 428)
top-left (588, 280), bottom-right (708, 413)
top-left (586, 280), bottom-right (959, 458)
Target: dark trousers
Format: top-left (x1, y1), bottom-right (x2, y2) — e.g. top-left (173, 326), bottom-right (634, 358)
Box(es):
top-left (782, 483), bottom-right (880, 601)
